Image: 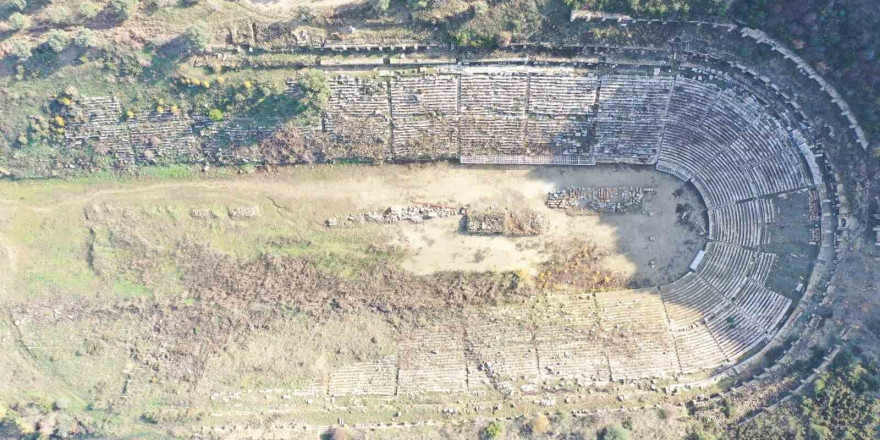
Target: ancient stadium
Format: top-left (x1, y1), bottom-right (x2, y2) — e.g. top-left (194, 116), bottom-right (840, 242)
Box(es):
top-left (1, 8), bottom-right (875, 440)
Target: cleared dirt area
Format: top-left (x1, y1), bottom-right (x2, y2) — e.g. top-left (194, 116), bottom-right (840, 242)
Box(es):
top-left (391, 165), bottom-right (705, 287)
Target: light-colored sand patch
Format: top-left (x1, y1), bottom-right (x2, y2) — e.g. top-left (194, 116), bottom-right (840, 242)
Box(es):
top-left (394, 218), bottom-right (550, 274)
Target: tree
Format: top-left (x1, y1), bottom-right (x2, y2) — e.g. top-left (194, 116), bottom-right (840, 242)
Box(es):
top-left (370, 0), bottom-right (390, 12)
top-left (74, 29), bottom-right (96, 48)
top-left (184, 25), bottom-right (212, 52)
top-left (8, 12), bottom-right (31, 31)
top-left (208, 109), bottom-right (223, 121)
top-left (77, 1), bottom-right (102, 20)
top-left (7, 37), bottom-right (32, 60)
top-left (600, 424), bottom-right (631, 440)
top-left (110, 0), bottom-right (138, 19)
top-left (296, 69), bottom-right (330, 112)
top-left (46, 30), bottom-right (70, 53)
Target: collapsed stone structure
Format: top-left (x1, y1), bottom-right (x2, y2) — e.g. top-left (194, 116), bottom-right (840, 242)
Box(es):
top-left (547, 186), bottom-right (653, 213)
top-left (326, 204), bottom-right (459, 227)
top-left (465, 208), bottom-right (548, 236)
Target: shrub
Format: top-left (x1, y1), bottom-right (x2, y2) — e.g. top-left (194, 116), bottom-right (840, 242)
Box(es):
top-left (658, 404), bottom-right (680, 421)
top-left (74, 29), bottom-right (96, 48)
top-left (110, 0), bottom-right (138, 19)
top-left (77, 1), bottom-right (102, 20)
top-left (184, 25), bottom-right (212, 52)
top-left (208, 109), bottom-right (223, 121)
top-left (482, 420), bottom-right (503, 439)
top-left (600, 424), bottom-right (631, 440)
top-left (8, 0), bottom-right (26, 11)
top-left (53, 398), bottom-right (70, 411)
top-left (327, 428), bottom-right (352, 440)
top-left (529, 413), bottom-right (551, 435)
top-left (370, 0), bottom-right (390, 12)
top-left (495, 31), bottom-right (512, 47)
top-left (808, 423), bottom-right (831, 440)
top-left (297, 6), bottom-right (317, 21)
top-left (452, 30), bottom-right (495, 48)
top-left (7, 37), bottom-right (32, 60)
top-left (472, 0), bottom-right (489, 15)
top-left (45, 5), bottom-right (72, 24)
top-left (8, 12), bottom-right (31, 30)
top-left (46, 30), bottom-right (70, 53)
top-left (685, 428), bottom-right (718, 440)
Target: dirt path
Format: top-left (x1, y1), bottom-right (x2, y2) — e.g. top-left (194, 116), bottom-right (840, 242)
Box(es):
top-left (0, 199), bottom-right (19, 299)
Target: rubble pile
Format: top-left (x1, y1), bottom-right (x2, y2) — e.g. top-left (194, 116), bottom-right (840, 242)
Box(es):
top-left (466, 207), bottom-right (548, 236)
top-left (326, 205), bottom-right (459, 227)
top-left (228, 206), bottom-right (259, 219)
top-left (546, 186), bottom-right (654, 214)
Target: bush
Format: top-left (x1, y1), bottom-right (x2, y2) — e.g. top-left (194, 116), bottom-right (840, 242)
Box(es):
top-left (482, 421), bottom-right (503, 439)
top-left (7, 37), bottom-right (32, 60)
top-left (529, 413), bottom-right (551, 435)
top-left (495, 31), bottom-right (512, 47)
top-left (685, 427), bottom-right (717, 440)
top-left (53, 398), bottom-right (70, 411)
top-left (46, 30), bottom-right (70, 53)
top-left (658, 404), bottom-right (680, 421)
top-left (8, 0), bottom-right (26, 11)
top-left (472, 0), bottom-right (488, 15)
top-left (77, 1), bottom-right (102, 20)
top-left (600, 424), bottom-right (631, 440)
top-left (8, 12), bottom-right (31, 30)
top-left (370, 0), bottom-right (390, 11)
top-left (184, 25), bottom-right (212, 52)
top-left (110, 0), bottom-right (138, 19)
top-left (74, 29), bottom-right (96, 47)
top-left (45, 5), bottom-right (72, 24)
top-left (296, 69), bottom-right (330, 112)
top-left (208, 109), bottom-right (223, 121)
top-left (327, 428), bottom-right (352, 440)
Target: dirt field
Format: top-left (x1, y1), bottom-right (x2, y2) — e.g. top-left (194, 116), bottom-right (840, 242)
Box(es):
top-left (390, 165), bottom-right (705, 288)
top-left (0, 163), bottom-right (707, 438)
